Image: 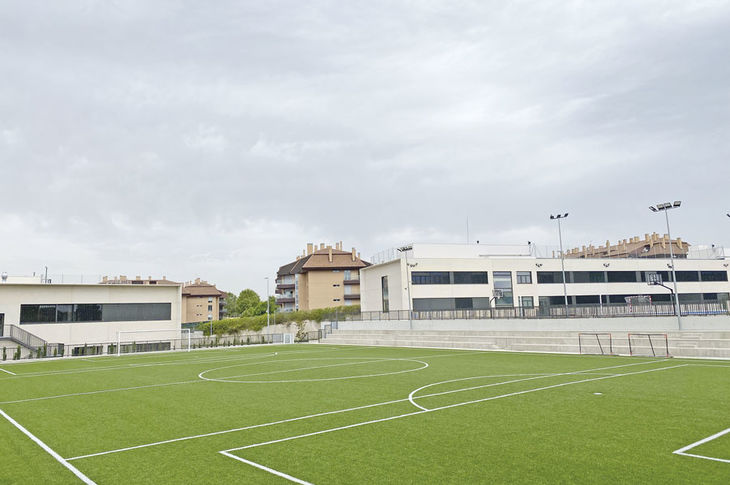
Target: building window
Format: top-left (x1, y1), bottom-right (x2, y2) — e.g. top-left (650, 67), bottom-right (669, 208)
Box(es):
top-left (381, 276), bottom-right (389, 312)
top-left (208, 305), bottom-right (213, 311)
top-left (411, 271), bottom-right (450, 285)
top-left (208, 297), bottom-right (213, 302)
top-left (333, 298), bottom-right (341, 302)
top-left (344, 270), bottom-right (351, 280)
top-left (520, 296), bottom-right (534, 308)
top-left (493, 272), bottom-right (514, 307)
top-left (537, 272), bottom-right (564, 284)
top-left (700, 271), bottom-right (728, 282)
top-left (452, 272), bottom-right (488, 284)
top-left (675, 271), bottom-right (700, 282)
top-left (572, 271), bottom-right (605, 283)
top-left (607, 271), bottom-right (638, 283)
top-left (19, 303), bottom-right (172, 324)
top-left (333, 284), bottom-right (340, 287)
top-left (516, 272), bottom-right (532, 284)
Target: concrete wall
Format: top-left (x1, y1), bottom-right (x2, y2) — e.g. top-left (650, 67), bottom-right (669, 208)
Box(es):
top-left (336, 315), bottom-right (730, 333)
top-left (0, 283), bottom-right (181, 345)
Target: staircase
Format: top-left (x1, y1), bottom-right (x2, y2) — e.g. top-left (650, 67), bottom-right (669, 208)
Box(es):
top-left (322, 329), bottom-right (730, 359)
top-left (0, 324), bottom-right (48, 354)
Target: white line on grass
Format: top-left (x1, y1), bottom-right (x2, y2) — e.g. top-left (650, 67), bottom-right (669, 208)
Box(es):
top-left (199, 358), bottom-right (429, 383)
top-left (0, 367), bottom-right (16, 375)
top-left (673, 428), bottom-right (730, 464)
top-left (66, 359), bottom-right (665, 461)
top-left (219, 451), bottom-right (315, 485)
top-left (223, 363), bottom-right (687, 454)
top-left (0, 408), bottom-right (96, 484)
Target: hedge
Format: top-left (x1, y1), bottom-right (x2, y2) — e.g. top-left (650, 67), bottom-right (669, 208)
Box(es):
top-left (196, 305), bottom-right (360, 335)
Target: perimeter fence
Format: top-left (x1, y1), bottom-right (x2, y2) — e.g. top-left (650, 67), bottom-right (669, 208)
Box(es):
top-left (323, 301), bottom-right (730, 322)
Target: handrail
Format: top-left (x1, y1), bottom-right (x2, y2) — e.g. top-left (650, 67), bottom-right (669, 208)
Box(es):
top-left (1, 324), bottom-right (48, 351)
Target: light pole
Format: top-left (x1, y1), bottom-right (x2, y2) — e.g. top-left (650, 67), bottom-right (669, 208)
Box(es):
top-left (649, 201), bottom-right (682, 330)
top-left (265, 276), bottom-right (270, 332)
top-left (550, 213), bottom-right (569, 315)
top-left (397, 245), bottom-right (416, 330)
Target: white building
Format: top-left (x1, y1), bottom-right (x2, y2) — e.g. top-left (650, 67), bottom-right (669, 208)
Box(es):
top-left (360, 243), bottom-right (730, 314)
top-left (0, 281), bottom-right (182, 356)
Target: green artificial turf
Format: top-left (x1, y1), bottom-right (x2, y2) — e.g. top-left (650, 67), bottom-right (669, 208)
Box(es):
top-left (0, 345), bottom-right (728, 484)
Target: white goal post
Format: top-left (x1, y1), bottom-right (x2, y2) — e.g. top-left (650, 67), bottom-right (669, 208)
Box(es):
top-left (116, 329), bottom-right (191, 357)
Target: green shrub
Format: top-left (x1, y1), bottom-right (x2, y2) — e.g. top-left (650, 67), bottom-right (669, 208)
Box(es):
top-left (14, 345), bottom-right (21, 360)
top-left (197, 305), bottom-right (360, 336)
top-left (2, 347), bottom-right (6, 361)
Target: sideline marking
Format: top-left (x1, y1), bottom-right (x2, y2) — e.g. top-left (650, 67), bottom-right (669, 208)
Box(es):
top-left (66, 359), bottom-right (662, 461)
top-left (0, 408), bottom-right (96, 484)
top-left (0, 367), bottom-right (16, 376)
top-left (673, 428), bottom-right (730, 464)
top-left (219, 451), bottom-right (314, 485)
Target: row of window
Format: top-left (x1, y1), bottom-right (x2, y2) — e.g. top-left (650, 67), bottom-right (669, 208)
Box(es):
top-left (19, 303), bottom-right (172, 324)
top-left (412, 293), bottom-right (729, 310)
top-left (537, 270), bottom-right (728, 284)
top-left (410, 270), bottom-right (728, 285)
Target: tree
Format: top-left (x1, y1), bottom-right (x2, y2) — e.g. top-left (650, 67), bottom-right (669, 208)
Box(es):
top-left (222, 292), bottom-right (239, 317)
top-left (238, 289), bottom-right (262, 316)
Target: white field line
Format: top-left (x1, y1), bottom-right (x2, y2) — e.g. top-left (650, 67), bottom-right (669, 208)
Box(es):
top-left (2, 351), bottom-right (481, 405)
top-left (406, 366), bottom-right (651, 411)
top-left (219, 451), bottom-right (314, 485)
top-left (0, 408), bottom-right (96, 484)
top-left (200, 358), bottom-right (429, 383)
top-left (0, 379), bottom-right (203, 405)
top-left (66, 359), bottom-right (662, 461)
top-left (673, 428), bottom-right (730, 464)
top-left (223, 363), bottom-right (687, 457)
top-left (0, 367), bottom-right (17, 375)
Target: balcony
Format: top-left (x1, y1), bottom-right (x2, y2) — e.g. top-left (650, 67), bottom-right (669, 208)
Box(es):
top-left (344, 294), bottom-right (360, 300)
top-left (343, 279), bottom-right (360, 285)
top-left (277, 283), bottom-right (295, 290)
top-left (277, 297), bottom-right (295, 304)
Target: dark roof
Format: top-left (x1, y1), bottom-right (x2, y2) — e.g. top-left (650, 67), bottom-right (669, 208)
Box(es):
top-left (277, 248), bottom-right (370, 275)
top-left (182, 284), bottom-right (225, 297)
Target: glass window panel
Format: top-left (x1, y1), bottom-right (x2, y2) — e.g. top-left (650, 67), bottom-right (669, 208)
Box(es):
top-left (413, 298), bottom-right (455, 311)
top-left (520, 296), bottom-right (534, 308)
top-left (56, 304), bottom-right (73, 322)
top-left (675, 271), bottom-right (700, 282)
top-left (19, 304), bottom-right (39, 323)
top-left (607, 271), bottom-right (638, 283)
top-left (411, 272), bottom-right (450, 285)
top-left (75, 304), bottom-right (103, 322)
top-left (516, 272), bottom-right (532, 284)
top-left (453, 272), bottom-right (488, 284)
top-left (700, 271), bottom-right (727, 282)
top-left (455, 298), bottom-right (473, 309)
top-left (537, 272), bottom-right (563, 284)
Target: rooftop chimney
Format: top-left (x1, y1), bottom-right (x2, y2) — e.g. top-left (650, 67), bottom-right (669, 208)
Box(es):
top-left (307, 243), bottom-right (314, 255)
top-left (320, 243), bottom-right (325, 250)
top-left (352, 248), bottom-right (356, 262)
top-left (328, 247), bottom-right (333, 262)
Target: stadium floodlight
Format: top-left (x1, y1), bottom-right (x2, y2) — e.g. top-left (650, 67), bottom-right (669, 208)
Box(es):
top-left (649, 201), bottom-right (682, 329)
top-left (396, 245), bottom-right (416, 330)
top-left (549, 213), bottom-right (570, 314)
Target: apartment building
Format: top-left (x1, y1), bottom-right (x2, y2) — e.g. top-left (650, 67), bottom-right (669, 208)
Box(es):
top-left (360, 242), bottom-right (730, 313)
top-left (181, 278), bottom-right (226, 323)
top-left (276, 242), bottom-right (370, 311)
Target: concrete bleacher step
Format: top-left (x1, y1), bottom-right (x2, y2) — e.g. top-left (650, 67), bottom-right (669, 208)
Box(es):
top-left (323, 329), bottom-right (730, 359)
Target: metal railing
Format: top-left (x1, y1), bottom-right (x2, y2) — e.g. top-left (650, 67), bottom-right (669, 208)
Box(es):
top-left (325, 301), bottom-right (730, 322)
top-left (1, 324), bottom-right (49, 350)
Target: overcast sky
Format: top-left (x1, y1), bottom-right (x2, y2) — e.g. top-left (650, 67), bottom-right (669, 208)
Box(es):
top-left (1, 0), bottom-right (729, 294)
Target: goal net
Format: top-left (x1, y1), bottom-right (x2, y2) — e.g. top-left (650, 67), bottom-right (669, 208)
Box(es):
top-left (625, 295), bottom-right (652, 315)
top-left (628, 333), bottom-right (670, 358)
top-left (115, 329), bottom-right (191, 356)
top-left (578, 333), bottom-right (613, 355)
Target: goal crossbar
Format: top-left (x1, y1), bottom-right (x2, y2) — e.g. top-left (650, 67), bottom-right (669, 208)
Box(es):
top-left (116, 329), bottom-right (191, 357)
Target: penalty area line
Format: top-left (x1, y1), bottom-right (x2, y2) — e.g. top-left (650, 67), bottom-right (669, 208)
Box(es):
top-left (219, 451), bottom-right (314, 485)
top-left (0, 367), bottom-right (16, 375)
top-left (0, 408), bottom-right (96, 484)
top-left (673, 427), bottom-right (730, 464)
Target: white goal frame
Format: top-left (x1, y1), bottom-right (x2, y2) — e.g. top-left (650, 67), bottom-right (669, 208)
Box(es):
top-left (116, 329), bottom-right (191, 357)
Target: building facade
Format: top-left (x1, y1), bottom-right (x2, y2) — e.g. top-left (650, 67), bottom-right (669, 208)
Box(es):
top-left (0, 282), bottom-right (182, 351)
top-left (181, 279), bottom-right (226, 323)
top-left (360, 243), bottom-right (730, 313)
top-left (276, 242), bottom-right (370, 312)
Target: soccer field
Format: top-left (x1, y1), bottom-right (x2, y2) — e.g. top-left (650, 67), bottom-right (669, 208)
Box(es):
top-left (1, 344), bottom-right (728, 484)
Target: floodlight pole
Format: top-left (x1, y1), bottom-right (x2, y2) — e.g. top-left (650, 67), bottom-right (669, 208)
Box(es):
top-left (397, 245), bottom-right (415, 330)
top-left (550, 213), bottom-right (570, 316)
top-left (649, 202), bottom-right (682, 330)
